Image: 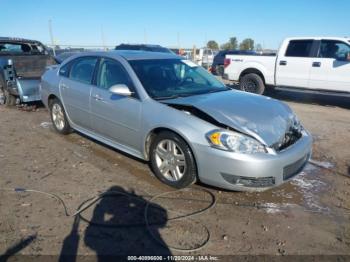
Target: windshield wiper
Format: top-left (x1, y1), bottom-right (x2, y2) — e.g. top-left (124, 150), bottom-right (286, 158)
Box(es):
top-left (154, 93), bottom-right (194, 100)
top-left (154, 88), bottom-right (229, 100)
top-left (206, 88), bottom-right (230, 94)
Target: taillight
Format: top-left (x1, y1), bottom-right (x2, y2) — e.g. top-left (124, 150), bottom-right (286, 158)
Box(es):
top-left (224, 58), bottom-right (231, 68)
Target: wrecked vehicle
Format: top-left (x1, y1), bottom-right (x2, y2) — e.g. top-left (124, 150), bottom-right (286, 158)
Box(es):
top-left (40, 51), bottom-right (312, 191)
top-left (0, 37), bottom-right (57, 105)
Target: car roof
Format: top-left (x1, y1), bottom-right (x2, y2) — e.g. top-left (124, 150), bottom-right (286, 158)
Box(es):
top-left (285, 36), bottom-right (349, 42)
top-left (116, 43), bottom-right (164, 48)
top-left (65, 50), bottom-right (181, 62)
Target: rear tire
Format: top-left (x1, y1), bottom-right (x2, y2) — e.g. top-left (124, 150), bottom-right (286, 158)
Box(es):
top-left (49, 98), bottom-right (72, 135)
top-left (240, 73), bottom-right (265, 94)
top-left (150, 131), bottom-right (197, 189)
top-left (4, 89), bottom-right (17, 106)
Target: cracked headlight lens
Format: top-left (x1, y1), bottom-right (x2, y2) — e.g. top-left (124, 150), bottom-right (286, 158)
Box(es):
top-left (206, 130), bottom-right (266, 154)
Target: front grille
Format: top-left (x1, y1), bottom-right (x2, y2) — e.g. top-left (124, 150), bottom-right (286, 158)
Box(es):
top-left (283, 154), bottom-right (309, 180)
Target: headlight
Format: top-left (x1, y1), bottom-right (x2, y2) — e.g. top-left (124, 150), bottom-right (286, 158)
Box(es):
top-left (206, 129), bottom-right (266, 154)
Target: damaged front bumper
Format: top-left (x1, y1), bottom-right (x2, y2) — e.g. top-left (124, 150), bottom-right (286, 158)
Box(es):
top-left (193, 130), bottom-right (312, 192)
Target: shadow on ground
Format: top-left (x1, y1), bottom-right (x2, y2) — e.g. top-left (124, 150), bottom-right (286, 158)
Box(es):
top-left (0, 235), bottom-right (37, 262)
top-left (224, 81), bottom-right (350, 110)
top-left (58, 186), bottom-right (171, 262)
top-left (267, 89), bottom-right (350, 109)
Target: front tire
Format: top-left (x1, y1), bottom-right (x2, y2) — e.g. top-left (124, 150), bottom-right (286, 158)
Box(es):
top-left (240, 73), bottom-right (265, 94)
top-left (150, 131), bottom-right (197, 189)
top-left (49, 98), bottom-right (72, 135)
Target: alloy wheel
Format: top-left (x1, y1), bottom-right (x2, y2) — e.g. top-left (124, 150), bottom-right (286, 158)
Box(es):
top-left (155, 139), bottom-right (187, 181)
top-left (52, 103), bottom-right (65, 131)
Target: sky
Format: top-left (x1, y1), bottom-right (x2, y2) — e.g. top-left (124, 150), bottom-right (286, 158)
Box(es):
top-left (1, 0), bottom-right (349, 49)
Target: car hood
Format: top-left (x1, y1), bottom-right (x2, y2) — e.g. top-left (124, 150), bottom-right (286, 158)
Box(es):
top-left (165, 90), bottom-right (295, 146)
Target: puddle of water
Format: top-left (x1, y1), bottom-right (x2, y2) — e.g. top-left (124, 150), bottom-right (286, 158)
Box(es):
top-left (308, 159), bottom-right (335, 169)
top-left (219, 163), bottom-right (333, 215)
top-left (290, 164), bottom-right (330, 213)
top-left (260, 203), bottom-right (298, 214)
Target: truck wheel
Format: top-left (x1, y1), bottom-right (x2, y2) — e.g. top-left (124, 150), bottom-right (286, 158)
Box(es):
top-left (240, 73), bottom-right (265, 94)
top-left (4, 89), bottom-right (17, 106)
top-left (0, 89), bottom-right (4, 105)
top-left (150, 131), bottom-right (197, 189)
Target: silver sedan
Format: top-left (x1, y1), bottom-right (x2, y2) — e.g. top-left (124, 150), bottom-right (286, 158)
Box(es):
top-left (40, 51), bottom-right (312, 191)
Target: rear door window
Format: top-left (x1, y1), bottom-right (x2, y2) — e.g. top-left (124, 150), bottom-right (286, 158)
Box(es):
top-left (69, 57), bottom-right (98, 84)
top-left (285, 40), bottom-right (313, 57)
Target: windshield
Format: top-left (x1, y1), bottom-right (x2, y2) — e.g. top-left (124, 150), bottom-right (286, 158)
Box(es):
top-left (129, 59), bottom-right (228, 100)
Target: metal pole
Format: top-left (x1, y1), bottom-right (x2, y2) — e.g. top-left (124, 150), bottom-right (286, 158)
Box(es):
top-left (192, 45), bottom-right (196, 63)
top-left (48, 19), bottom-right (56, 56)
top-left (205, 33), bottom-right (209, 69)
top-left (144, 29), bottom-right (148, 44)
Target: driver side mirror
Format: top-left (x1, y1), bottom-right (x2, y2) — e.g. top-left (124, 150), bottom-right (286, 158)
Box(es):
top-left (109, 84), bottom-right (133, 97)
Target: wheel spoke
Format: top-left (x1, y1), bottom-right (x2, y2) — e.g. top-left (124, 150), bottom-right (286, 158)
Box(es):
top-left (159, 162), bottom-right (170, 175)
top-left (167, 140), bottom-right (176, 154)
top-left (156, 146), bottom-right (167, 160)
top-left (171, 167), bottom-right (182, 180)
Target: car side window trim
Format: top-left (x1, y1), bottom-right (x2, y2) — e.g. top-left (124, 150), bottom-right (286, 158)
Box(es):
top-left (91, 57), bottom-right (101, 86)
top-left (309, 40), bottom-right (320, 58)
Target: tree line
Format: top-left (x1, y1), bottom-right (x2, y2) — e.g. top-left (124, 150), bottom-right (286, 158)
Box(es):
top-left (207, 37), bottom-right (262, 51)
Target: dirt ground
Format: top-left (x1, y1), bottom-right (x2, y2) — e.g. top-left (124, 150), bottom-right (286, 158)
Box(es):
top-left (0, 90), bottom-right (349, 260)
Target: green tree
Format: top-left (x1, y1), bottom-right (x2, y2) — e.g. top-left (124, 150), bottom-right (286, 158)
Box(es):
top-left (220, 37), bottom-right (238, 50)
top-left (239, 38), bottom-right (255, 50)
top-left (207, 40), bottom-right (219, 50)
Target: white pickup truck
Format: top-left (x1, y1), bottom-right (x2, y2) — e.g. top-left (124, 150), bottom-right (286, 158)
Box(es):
top-left (223, 37), bottom-right (350, 95)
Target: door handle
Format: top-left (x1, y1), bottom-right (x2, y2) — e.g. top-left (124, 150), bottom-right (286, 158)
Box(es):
top-left (61, 84), bottom-right (69, 89)
top-left (93, 94), bottom-right (104, 101)
top-left (279, 60), bottom-right (287, 66)
top-left (312, 62), bottom-right (321, 67)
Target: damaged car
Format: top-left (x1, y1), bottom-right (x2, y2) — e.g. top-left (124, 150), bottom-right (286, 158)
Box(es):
top-left (40, 51), bottom-right (312, 191)
top-left (0, 37), bottom-right (57, 106)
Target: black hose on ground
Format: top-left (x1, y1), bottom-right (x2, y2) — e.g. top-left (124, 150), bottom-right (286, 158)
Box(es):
top-left (0, 187), bottom-right (216, 252)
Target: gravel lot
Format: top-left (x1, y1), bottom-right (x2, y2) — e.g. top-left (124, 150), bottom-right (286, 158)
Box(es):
top-left (0, 90), bottom-right (349, 259)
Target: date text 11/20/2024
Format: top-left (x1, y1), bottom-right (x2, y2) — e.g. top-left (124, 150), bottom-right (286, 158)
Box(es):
top-left (127, 255), bottom-right (220, 261)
